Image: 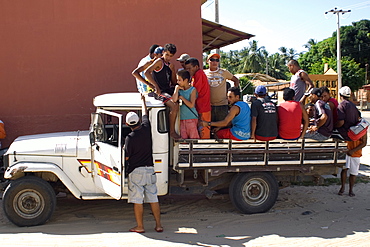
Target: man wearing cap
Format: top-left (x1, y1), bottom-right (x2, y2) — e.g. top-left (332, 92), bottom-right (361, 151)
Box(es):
top-left (304, 88), bottom-right (333, 141)
top-left (201, 87), bottom-right (250, 141)
top-left (250, 85), bottom-right (278, 141)
top-left (204, 53), bottom-right (240, 122)
top-left (132, 46), bottom-right (164, 93)
top-left (176, 53), bottom-right (190, 71)
top-left (287, 59), bottom-right (314, 102)
top-left (132, 44), bottom-right (159, 94)
top-left (334, 86), bottom-right (361, 141)
top-left (184, 57), bottom-right (211, 139)
top-left (124, 94), bottom-right (163, 233)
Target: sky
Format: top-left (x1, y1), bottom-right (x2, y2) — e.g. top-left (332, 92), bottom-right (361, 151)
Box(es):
top-left (201, 0), bottom-right (370, 54)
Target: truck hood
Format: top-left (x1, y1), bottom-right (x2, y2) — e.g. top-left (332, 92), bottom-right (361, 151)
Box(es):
top-left (6, 131), bottom-right (90, 157)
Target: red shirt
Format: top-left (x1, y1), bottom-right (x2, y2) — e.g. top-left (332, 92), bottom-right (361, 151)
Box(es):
top-left (192, 69), bottom-right (211, 113)
top-left (328, 97), bottom-right (338, 123)
top-left (278, 101), bottom-right (302, 140)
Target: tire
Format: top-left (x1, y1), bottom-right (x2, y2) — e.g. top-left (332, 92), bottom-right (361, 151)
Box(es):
top-left (2, 176), bottom-right (56, 227)
top-left (229, 172), bottom-right (278, 214)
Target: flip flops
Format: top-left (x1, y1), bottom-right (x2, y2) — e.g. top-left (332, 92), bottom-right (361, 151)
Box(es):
top-left (155, 227), bottom-right (164, 232)
top-left (129, 228), bottom-right (145, 233)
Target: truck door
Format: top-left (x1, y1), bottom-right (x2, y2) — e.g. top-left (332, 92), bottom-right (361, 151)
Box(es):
top-left (90, 109), bottom-right (123, 199)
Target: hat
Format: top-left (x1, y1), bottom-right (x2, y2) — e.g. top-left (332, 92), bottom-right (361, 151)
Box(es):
top-left (254, 85), bottom-right (267, 95)
top-left (126, 112), bottom-right (139, 126)
top-left (339, 86), bottom-right (351, 97)
top-left (310, 88), bottom-right (322, 97)
top-left (176, 53), bottom-right (190, 62)
top-left (154, 46), bottom-right (164, 55)
top-left (207, 53), bottom-right (220, 61)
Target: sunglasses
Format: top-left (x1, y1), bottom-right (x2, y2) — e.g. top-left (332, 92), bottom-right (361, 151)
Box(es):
top-left (209, 58), bottom-right (219, 62)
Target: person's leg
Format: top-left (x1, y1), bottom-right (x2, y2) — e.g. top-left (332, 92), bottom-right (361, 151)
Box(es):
top-left (349, 175), bottom-right (356, 197)
top-left (180, 120), bottom-right (188, 139)
top-left (338, 168), bottom-right (347, 195)
top-left (131, 203), bottom-right (145, 232)
top-left (165, 100), bottom-right (180, 139)
top-left (216, 128), bottom-right (241, 141)
top-left (187, 119), bottom-right (200, 139)
top-left (149, 202), bottom-right (163, 231)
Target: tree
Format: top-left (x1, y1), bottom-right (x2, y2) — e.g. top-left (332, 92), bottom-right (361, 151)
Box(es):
top-left (303, 39), bottom-right (317, 50)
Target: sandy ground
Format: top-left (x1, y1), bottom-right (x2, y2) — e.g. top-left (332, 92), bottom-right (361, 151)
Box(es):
top-left (0, 111), bottom-right (369, 247)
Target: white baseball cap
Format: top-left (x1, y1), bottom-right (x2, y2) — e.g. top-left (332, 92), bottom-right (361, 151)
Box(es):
top-left (126, 112), bottom-right (139, 125)
top-left (176, 53), bottom-right (190, 62)
top-left (339, 86), bottom-right (351, 97)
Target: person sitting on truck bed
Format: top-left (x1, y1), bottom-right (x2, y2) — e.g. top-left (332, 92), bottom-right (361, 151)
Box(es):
top-left (305, 103), bottom-right (317, 126)
top-left (145, 43), bottom-right (180, 139)
top-left (251, 85), bottom-right (278, 141)
top-left (303, 88), bottom-right (333, 141)
top-left (172, 70), bottom-right (200, 139)
top-left (184, 57), bottom-right (211, 139)
top-left (124, 94), bottom-right (163, 233)
top-left (201, 87), bottom-right (250, 140)
top-left (278, 88), bottom-right (309, 140)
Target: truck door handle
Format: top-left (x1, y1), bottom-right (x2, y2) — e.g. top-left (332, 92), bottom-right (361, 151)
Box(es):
top-left (113, 166), bottom-right (119, 172)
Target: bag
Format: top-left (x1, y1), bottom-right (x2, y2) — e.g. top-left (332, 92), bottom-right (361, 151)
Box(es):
top-left (348, 118), bottom-right (369, 141)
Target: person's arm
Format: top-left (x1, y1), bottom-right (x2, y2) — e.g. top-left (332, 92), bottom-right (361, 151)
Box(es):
top-left (144, 58), bottom-right (162, 93)
top-left (201, 104), bottom-right (240, 128)
top-left (141, 93), bottom-right (148, 116)
top-left (300, 72), bottom-right (314, 93)
top-left (180, 88), bottom-right (197, 109)
top-left (348, 134), bottom-right (367, 156)
top-left (251, 116), bottom-right (257, 140)
top-left (169, 63), bottom-right (177, 87)
top-left (230, 76), bottom-right (240, 88)
top-left (0, 120), bottom-right (5, 139)
top-left (300, 103), bottom-right (309, 139)
top-left (172, 85), bottom-right (181, 102)
top-left (132, 60), bottom-right (155, 89)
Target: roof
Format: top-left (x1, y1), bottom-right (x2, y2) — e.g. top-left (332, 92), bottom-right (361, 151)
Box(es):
top-left (202, 19), bottom-right (255, 52)
top-left (93, 93), bottom-right (165, 109)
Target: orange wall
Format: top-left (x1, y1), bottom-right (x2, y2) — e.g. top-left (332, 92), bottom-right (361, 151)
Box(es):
top-left (0, 0), bottom-right (203, 147)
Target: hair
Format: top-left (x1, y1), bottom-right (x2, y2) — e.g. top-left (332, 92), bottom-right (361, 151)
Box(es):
top-left (164, 43), bottom-right (177, 54)
top-left (177, 69), bottom-right (191, 82)
top-left (149, 44), bottom-right (159, 54)
top-left (184, 57), bottom-right (199, 67)
top-left (287, 59), bottom-right (300, 67)
top-left (340, 94), bottom-right (350, 100)
top-left (305, 103), bottom-right (315, 109)
top-left (320, 86), bottom-right (330, 94)
top-left (283, 87), bottom-right (295, 101)
top-left (228, 86), bottom-right (241, 97)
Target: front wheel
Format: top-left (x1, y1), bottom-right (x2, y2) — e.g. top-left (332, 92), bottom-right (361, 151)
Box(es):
top-left (229, 172), bottom-right (278, 214)
top-left (2, 176), bottom-right (56, 226)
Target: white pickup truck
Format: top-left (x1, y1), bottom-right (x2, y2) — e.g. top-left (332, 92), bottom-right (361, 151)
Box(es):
top-left (0, 93), bottom-right (346, 226)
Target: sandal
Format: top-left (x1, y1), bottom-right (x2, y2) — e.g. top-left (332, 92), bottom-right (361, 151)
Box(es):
top-left (129, 227), bottom-right (145, 233)
top-left (155, 227), bottom-right (164, 232)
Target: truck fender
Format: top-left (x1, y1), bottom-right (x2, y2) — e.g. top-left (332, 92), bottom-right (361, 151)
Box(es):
top-left (4, 162), bottom-right (81, 198)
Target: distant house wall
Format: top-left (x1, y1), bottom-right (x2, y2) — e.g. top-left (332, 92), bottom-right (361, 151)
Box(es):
top-left (0, 0), bottom-right (203, 147)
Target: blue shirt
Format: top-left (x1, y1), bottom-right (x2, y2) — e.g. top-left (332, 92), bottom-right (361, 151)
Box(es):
top-left (231, 101), bottom-right (251, 140)
top-left (179, 87), bottom-right (198, 120)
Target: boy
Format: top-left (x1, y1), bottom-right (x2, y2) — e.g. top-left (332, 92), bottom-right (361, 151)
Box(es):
top-left (145, 43), bottom-right (180, 139)
top-left (172, 70), bottom-right (200, 139)
top-left (251, 85), bottom-right (278, 141)
top-left (338, 134), bottom-right (367, 197)
top-left (184, 57), bottom-right (211, 139)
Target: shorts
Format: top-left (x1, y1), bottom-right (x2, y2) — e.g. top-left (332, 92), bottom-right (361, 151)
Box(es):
top-left (198, 111), bottom-right (211, 139)
top-left (304, 131), bottom-right (329, 141)
top-left (344, 155), bottom-right (361, 176)
top-left (128, 166), bottom-right (158, 204)
top-left (180, 119), bottom-right (200, 139)
top-left (215, 128), bottom-right (241, 141)
top-left (211, 105), bottom-right (229, 122)
top-left (154, 92), bottom-right (172, 104)
top-left (255, 135), bottom-right (277, 141)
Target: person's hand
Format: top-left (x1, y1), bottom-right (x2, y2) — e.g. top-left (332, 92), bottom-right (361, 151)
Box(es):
top-left (201, 121), bottom-right (209, 127)
top-left (140, 93), bottom-right (145, 101)
top-left (347, 149), bottom-right (354, 156)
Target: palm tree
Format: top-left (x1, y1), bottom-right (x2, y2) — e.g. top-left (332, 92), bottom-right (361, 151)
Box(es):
top-left (241, 40), bottom-right (266, 73)
top-left (303, 39), bottom-right (317, 50)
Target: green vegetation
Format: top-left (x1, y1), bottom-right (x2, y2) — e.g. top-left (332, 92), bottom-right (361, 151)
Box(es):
top-left (217, 20), bottom-right (370, 89)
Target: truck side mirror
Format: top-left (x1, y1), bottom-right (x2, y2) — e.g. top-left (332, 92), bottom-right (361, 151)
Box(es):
top-left (89, 131), bottom-right (95, 146)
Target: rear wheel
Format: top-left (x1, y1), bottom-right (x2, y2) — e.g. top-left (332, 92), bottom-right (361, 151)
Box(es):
top-left (2, 176), bottom-right (56, 226)
top-left (229, 172), bottom-right (278, 214)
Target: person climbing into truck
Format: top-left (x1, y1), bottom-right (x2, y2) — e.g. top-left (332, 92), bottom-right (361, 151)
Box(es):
top-left (124, 94), bottom-right (163, 233)
top-left (145, 43), bottom-right (180, 139)
top-left (201, 87), bottom-right (250, 140)
top-left (172, 70), bottom-right (200, 139)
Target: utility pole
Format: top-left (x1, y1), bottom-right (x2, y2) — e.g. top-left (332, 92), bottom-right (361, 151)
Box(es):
top-left (325, 7), bottom-right (351, 99)
top-left (215, 0), bottom-right (220, 55)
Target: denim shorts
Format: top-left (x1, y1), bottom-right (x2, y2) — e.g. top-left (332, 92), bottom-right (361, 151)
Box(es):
top-left (128, 166), bottom-right (158, 204)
